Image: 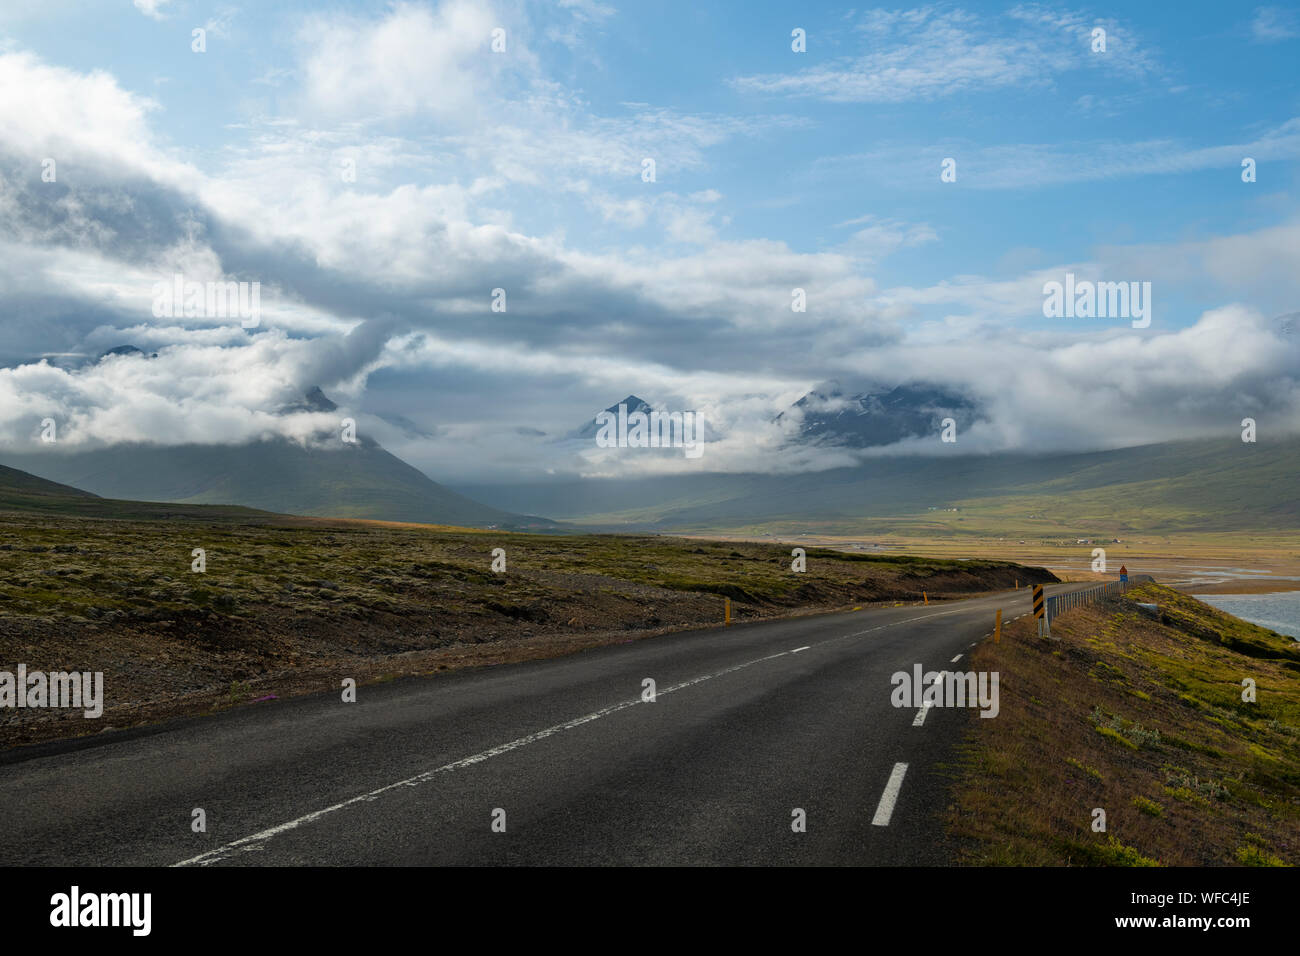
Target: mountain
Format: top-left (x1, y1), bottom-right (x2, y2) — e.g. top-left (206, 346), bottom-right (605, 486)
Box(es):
top-left (98, 345), bottom-right (158, 360)
top-left (777, 381), bottom-right (982, 448)
top-left (566, 394), bottom-right (718, 444)
top-left (566, 395), bottom-right (654, 441)
top-left (1, 389), bottom-right (554, 530)
top-left (278, 385), bottom-right (338, 415)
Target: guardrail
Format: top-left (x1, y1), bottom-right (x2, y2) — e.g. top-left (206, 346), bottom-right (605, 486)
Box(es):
top-left (1046, 574), bottom-right (1154, 621)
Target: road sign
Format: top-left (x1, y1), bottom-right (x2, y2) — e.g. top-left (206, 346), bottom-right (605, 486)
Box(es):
top-left (1119, 564), bottom-right (1128, 584)
top-left (1033, 584), bottom-right (1048, 637)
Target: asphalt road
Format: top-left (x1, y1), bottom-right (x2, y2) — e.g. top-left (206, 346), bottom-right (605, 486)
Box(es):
top-left (0, 583), bottom-right (1090, 866)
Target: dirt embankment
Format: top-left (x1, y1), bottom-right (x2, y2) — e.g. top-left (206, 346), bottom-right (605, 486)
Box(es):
top-left (0, 513), bottom-right (1055, 750)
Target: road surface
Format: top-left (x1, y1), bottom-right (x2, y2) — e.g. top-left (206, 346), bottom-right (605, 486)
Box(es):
top-left (0, 582), bottom-right (1089, 866)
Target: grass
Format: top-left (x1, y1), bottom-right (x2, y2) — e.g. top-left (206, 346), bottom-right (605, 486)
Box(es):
top-left (945, 583), bottom-right (1300, 866)
top-left (0, 514), bottom-right (1053, 625)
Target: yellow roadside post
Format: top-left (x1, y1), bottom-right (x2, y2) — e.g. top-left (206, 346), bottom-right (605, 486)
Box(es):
top-left (995, 608), bottom-right (1002, 643)
top-left (725, 597), bottom-right (732, 626)
top-left (923, 591), bottom-right (928, 605)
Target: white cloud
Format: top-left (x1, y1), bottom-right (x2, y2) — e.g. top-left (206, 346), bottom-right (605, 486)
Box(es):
top-left (732, 5), bottom-right (1161, 102)
top-left (835, 216), bottom-right (939, 263)
top-left (0, 11), bottom-right (1295, 484)
top-left (296, 0), bottom-right (523, 121)
top-left (557, 0), bottom-right (615, 23)
top-left (0, 52), bottom-right (178, 180)
top-left (132, 0), bottom-right (174, 20)
top-left (815, 117), bottom-right (1300, 189)
top-left (1251, 6), bottom-right (1299, 42)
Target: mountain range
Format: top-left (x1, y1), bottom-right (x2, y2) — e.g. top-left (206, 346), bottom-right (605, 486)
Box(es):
top-left (0, 385), bottom-right (552, 530)
top-left (3, 379), bottom-right (1296, 538)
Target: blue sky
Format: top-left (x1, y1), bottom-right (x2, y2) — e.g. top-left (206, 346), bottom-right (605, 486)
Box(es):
top-left (0, 1), bottom-right (1297, 480)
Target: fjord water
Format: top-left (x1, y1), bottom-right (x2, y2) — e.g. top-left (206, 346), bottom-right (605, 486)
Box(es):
top-left (1193, 591), bottom-right (1300, 641)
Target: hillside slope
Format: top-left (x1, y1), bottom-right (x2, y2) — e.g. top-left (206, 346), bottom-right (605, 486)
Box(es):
top-left (0, 461), bottom-right (280, 521)
top-left (456, 437), bottom-right (1300, 535)
top-left (0, 462), bottom-right (98, 505)
top-left (2, 440), bottom-right (550, 530)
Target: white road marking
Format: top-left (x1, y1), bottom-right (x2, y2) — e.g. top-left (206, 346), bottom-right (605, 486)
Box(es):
top-left (912, 705), bottom-right (930, 727)
top-left (871, 762), bottom-right (909, 826)
top-left (950, 654), bottom-right (962, 663)
top-left (174, 645), bottom-right (804, 867)
top-left (791, 645), bottom-right (811, 653)
top-left (844, 607), bottom-right (967, 639)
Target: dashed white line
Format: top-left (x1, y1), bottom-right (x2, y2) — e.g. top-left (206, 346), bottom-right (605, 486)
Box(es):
top-left (844, 607), bottom-right (968, 639)
top-left (174, 643), bottom-right (810, 867)
top-left (791, 645), bottom-right (811, 653)
top-left (950, 654), bottom-right (962, 663)
top-left (912, 705), bottom-right (931, 727)
top-left (871, 762), bottom-right (909, 826)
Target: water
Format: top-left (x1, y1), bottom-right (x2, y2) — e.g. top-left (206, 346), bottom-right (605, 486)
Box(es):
top-left (1192, 591), bottom-right (1300, 641)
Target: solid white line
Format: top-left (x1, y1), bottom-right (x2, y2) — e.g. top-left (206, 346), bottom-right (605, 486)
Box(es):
top-left (912, 705), bottom-right (930, 727)
top-left (871, 762), bottom-right (909, 826)
top-left (791, 645), bottom-right (811, 653)
top-left (174, 645), bottom-right (802, 867)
